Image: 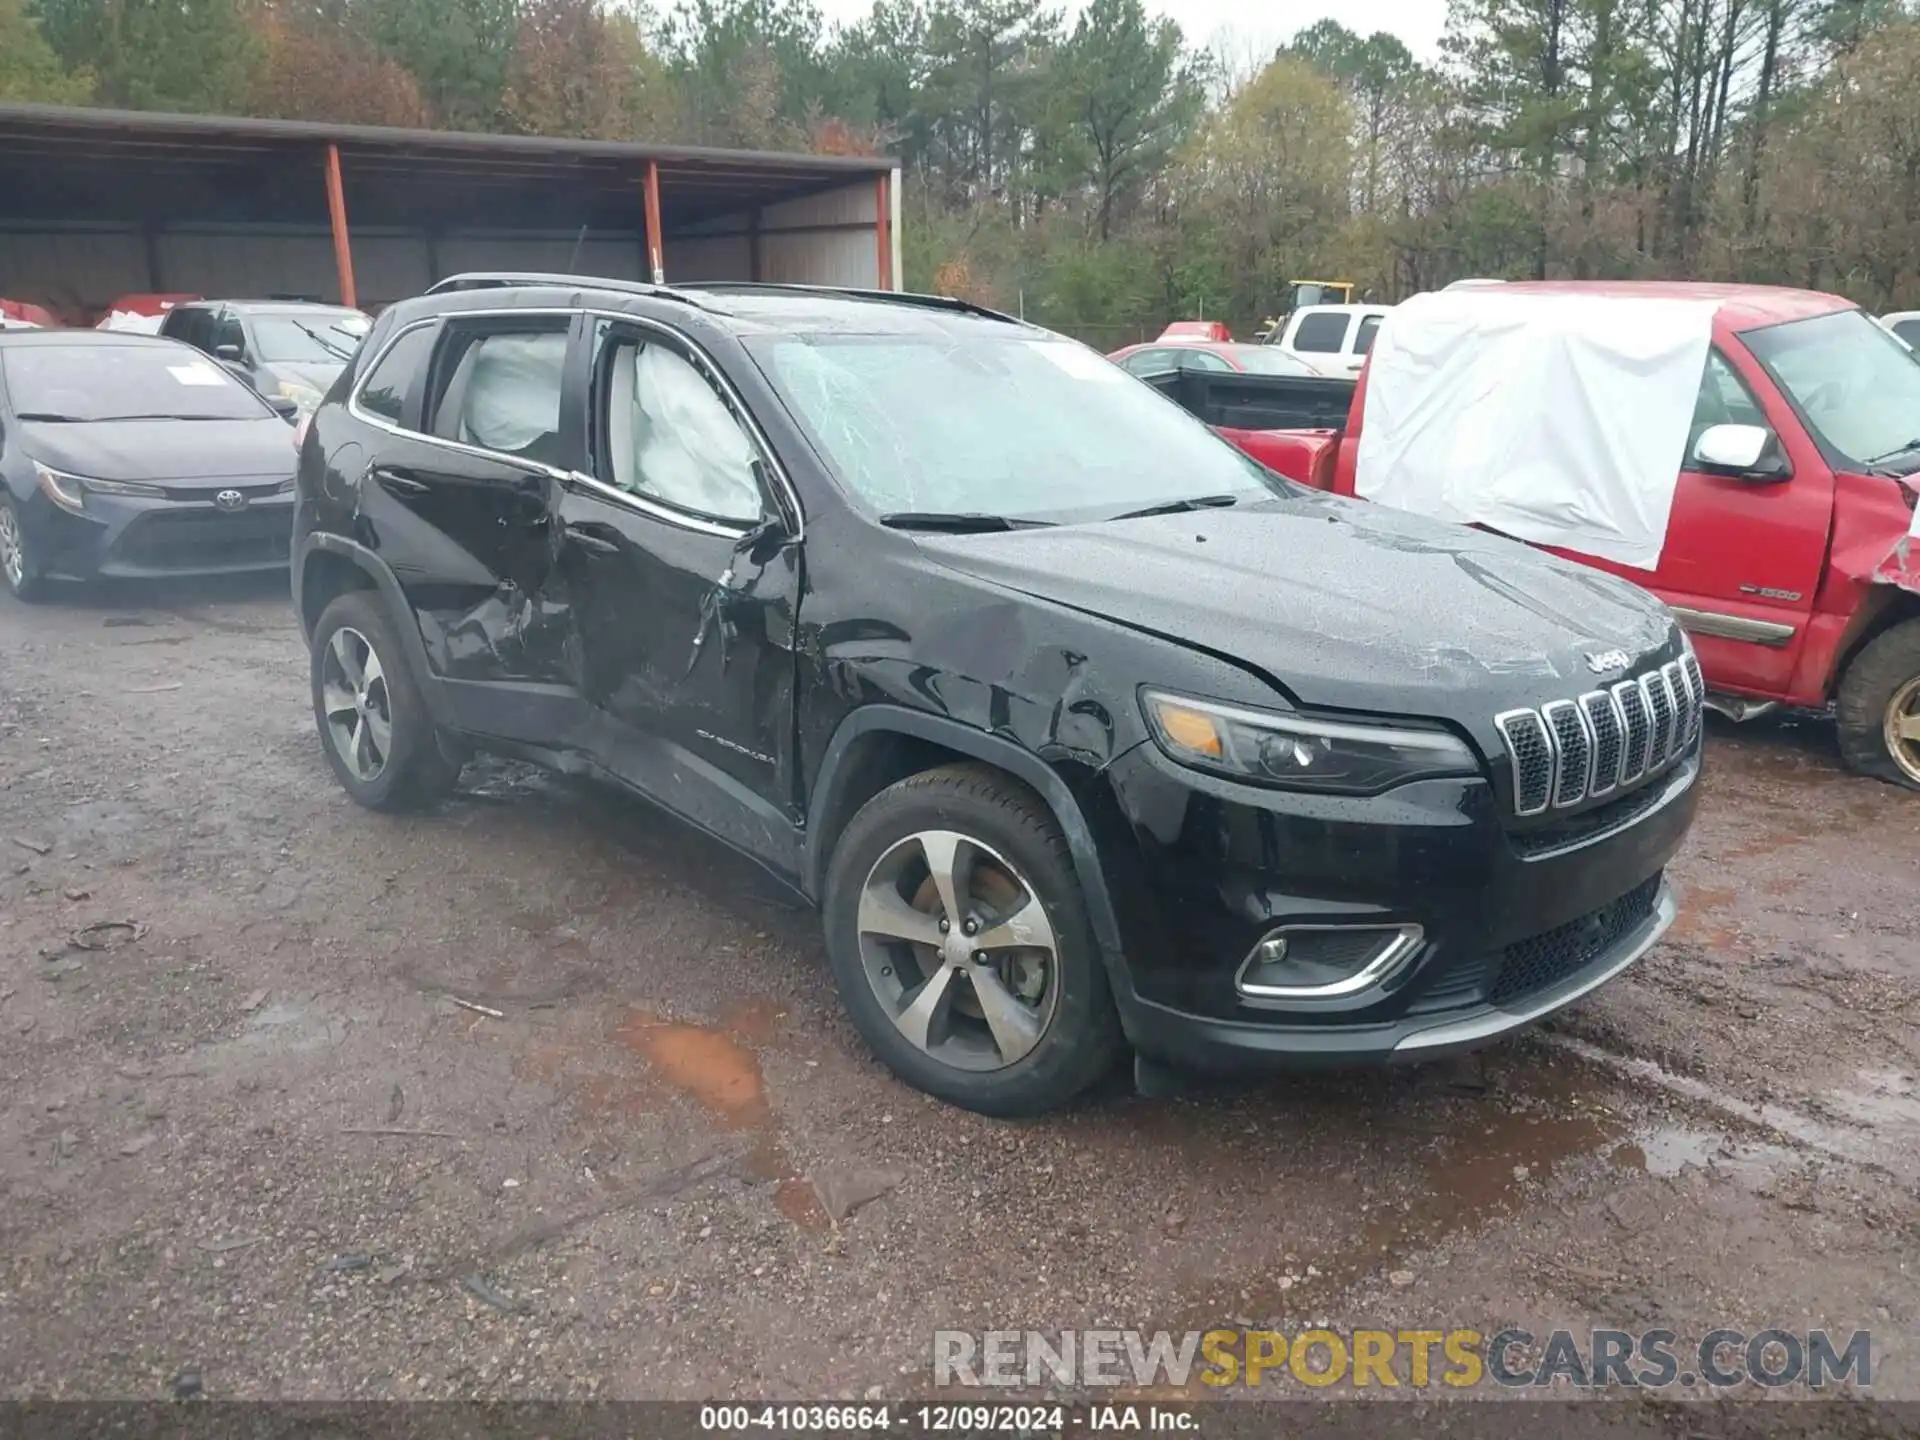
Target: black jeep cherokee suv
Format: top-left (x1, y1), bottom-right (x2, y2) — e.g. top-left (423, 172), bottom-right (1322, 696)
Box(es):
top-left (292, 273), bottom-right (1700, 1116)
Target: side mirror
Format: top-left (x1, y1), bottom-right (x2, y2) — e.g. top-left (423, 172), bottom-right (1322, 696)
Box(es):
top-left (1693, 423), bottom-right (1789, 481)
top-left (214, 342), bottom-right (244, 362)
top-left (269, 395), bottom-right (300, 422)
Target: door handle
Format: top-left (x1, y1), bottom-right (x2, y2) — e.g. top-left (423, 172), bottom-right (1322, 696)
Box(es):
top-left (569, 529), bottom-right (621, 556)
top-left (369, 466), bottom-right (429, 497)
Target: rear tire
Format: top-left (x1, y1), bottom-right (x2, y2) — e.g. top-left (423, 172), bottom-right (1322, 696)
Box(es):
top-left (1837, 618), bottom-right (1920, 789)
top-left (0, 497), bottom-right (48, 602)
top-left (822, 763), bottom-right (1123, 1117)
top-left (310, 590), bottom-right (459, 810)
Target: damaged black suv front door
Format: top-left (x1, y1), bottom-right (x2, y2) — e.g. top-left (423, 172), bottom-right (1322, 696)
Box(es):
top-left (558, 316), bottom-right (804, 870)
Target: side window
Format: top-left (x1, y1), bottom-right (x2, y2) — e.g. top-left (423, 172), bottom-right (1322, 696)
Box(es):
top-left (168, 308), bottom-right (207, 351)
top-left (1290, 312), bottom-right (1349, 354)
top-left (598, 329), bottom-right (765, 525)
top-left (1121, 348), bottom-right (1173, 375)
top-left (1353, 314), bottom-right (1384, 356)
top-left (1688, 350), bottom-right (1769, 453)
top-left (1178, 350), bottom-right (1232, 373)
top-left (428, 322), bottom-right (569, 466)
top-left (355, 324), bottom-right (437, 426)
top-left (209, 309), bottom-right (244, 356)
top-left (1894, 319), bottom-right (1920, 350)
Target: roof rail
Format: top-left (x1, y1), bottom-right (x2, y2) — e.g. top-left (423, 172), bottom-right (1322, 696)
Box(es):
top-left (425, 271), bottom-right (687, 302)
top-left (681, 281), bottom-right (1026, 327)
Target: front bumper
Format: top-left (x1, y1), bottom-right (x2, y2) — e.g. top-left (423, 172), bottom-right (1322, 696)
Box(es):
top-left (23, 487), bottom-right (294, 580)
top-left (1094, 736), bottom-right (1698, 1073)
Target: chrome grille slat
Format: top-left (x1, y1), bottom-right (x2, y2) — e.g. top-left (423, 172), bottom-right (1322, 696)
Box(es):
top-left (1614, 680), bottom-right (1652, 782)
top-left (1543, 699), bottom-right (1592, 807)
top-left (1641, 671), bottom-right (1676, 767)
top-left (1580, 690), bottom-right (1624, 798)
top-left (1502, 656), bottom-right (1702, 817)
top-left (1495, 709), bottom-right (1555, 816)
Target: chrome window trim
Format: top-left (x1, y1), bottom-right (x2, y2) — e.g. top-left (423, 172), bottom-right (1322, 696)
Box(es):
top-left (1234, 924), bottom-right (1426, 1004)
top-left (564, 467), bottom-right (748, 540)
top-left (1494, 707), bottom-right (1556, 817)
top-left (344, 305), bottom-right (806, 542)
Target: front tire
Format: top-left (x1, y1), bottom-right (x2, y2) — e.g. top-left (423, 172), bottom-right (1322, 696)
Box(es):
top-left (822, 763), bottom-right (1123, 1117)
top-left (1837, 618), bottom-right (1920, 789)
top-left (0, 497), bottom-right (48, 602)
top-left (310, 590), bottom-right (459, 810)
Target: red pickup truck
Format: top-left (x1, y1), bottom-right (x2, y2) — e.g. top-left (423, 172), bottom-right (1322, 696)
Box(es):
top-left (1158, 282), bottom-right (1920, 788)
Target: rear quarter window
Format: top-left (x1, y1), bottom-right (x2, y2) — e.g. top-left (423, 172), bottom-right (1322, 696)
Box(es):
top-left (1290, 312), bottom-right (1350, 354)
top-left (354, 324), bottom-right (436, 425)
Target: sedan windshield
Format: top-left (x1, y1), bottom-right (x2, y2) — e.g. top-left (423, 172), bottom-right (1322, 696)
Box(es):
top-left (745, 330), bottom-right (1283, 524)
top-left (251, 310), bottom-right (369, 365)
top-left (1743, 309), bottom-right (1920, 470)
top-left (2, 344), bottom-right (269, 421)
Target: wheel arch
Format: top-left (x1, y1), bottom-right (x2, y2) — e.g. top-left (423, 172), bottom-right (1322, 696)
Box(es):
top-left (296, 534), bottom-right (446, 725)
top-left (804, 706), bottom-right (1130, 973)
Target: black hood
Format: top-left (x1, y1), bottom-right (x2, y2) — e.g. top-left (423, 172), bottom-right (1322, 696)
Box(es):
top-left (911, 490), bottom-right (1679, 724)
top-left (22, 416), bottom-right (295, 487)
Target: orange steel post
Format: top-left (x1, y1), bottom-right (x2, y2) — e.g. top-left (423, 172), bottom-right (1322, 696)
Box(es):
top-left (875, 172), bottom-right (893, 290)
top-left (644, 160), bottom-right (666, 283)
top-left (324, 144), bottom-right (357, 311)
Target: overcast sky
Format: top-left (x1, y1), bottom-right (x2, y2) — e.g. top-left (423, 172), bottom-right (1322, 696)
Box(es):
top-left (809, 0), bottom-right (1453, 63)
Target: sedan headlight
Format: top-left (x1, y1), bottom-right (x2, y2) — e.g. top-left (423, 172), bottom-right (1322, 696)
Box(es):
top-left (33, 462), bottom-right (86, 512)
top-left (1141, 689), bottom-right (1480, 795)
top-left (34, 463), bottom-right (168, 512)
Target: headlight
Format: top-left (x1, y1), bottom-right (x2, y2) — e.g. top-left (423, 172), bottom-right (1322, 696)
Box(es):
top-left (34, 464), bottom-right (169, 512)
top-left (277, 380), bottom-right (324, 413)
top-left (1141, 689), bottom-right (1480, 794)
top-left (33, 462), bottom-right (86, 512)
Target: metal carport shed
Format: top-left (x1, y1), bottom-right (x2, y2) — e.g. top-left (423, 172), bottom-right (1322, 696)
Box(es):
top-left (0, 103), bottom-right (902, 319)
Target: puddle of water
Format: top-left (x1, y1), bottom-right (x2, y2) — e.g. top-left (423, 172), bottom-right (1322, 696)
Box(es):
top-left (1825, 1067), bottom-right (1920, 1132)
top-left (1608, 1124), bottom-right (1791, 1181)
top-left (613, 1007), bottom-right (828, 1232)
top-left (1547, 1034), bottom-right (1900, 1172)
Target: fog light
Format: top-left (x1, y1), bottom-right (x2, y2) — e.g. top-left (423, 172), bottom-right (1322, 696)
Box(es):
top-left (1235, 924), bottom-right (1424, 1002)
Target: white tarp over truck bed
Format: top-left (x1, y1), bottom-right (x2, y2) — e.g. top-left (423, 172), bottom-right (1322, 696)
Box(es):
top-left (1353, 290), bottom-right (1717, 570)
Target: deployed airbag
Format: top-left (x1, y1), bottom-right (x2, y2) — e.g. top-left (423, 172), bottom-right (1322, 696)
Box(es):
top-left (1354, 291), bottom-right (1716, 570)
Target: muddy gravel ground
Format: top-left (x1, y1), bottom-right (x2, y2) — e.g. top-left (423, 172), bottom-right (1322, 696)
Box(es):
top-left (3, 577), bottom-right (1919, 1413)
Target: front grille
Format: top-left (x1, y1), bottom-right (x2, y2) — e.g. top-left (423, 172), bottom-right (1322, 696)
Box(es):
top-left (1508, 764), bottom-right (1688, 859)
top-left (113, 508), bottom-right (291, 570)
top-left (158, 479), bottom-right (290, 503)
top-left (1498, 656), bottom-right (1701, 816)
top-left (1487, 874), bottom-right (1663, 1007)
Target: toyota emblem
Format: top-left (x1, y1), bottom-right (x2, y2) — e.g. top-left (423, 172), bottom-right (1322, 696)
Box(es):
top-left (213, 489), bottom-right (247, 512)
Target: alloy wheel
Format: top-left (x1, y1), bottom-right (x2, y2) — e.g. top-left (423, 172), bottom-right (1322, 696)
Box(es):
top-left (1883, 675), bottom-right (1920, 785)
top-left (855, 829), bottom-right (1061, 1072)
top-left (0, 506), bottom-right (24, 590)
top-left (320, 626), bottom-right (393, 782)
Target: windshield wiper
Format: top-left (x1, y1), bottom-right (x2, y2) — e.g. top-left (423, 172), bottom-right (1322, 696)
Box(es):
top-left (1107, 493), bottom-right (1244, 521)
top-left (879, 511), bottom-right (1053, 532)
top-left (289, 319), bottom-right (354, 361)
top-left (1865, 438), bottom-right (1920, 465)
top-left (14, 412), bottom-right (80, 422)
